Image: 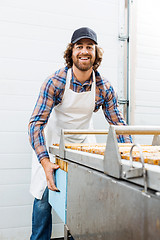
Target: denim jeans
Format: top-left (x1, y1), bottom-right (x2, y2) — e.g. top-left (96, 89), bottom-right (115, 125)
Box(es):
top-left (30, 187), bottom-right (52, 240)
top-left (30, 187), bottom-right (74, 240)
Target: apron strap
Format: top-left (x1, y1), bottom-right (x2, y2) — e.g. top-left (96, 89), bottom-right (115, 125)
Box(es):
top-left (65, 68), bottom-right (72, 90)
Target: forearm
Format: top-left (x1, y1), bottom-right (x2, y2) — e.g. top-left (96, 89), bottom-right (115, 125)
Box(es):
top-left (28, 120), bottom-right (50, 161)
top-left (104, 114), bottom-right (133, 143)
top-left (40, 157), bottom-right (50, 167)
top-left (102, 97), bottom-right (132, 143)
top-left (116, 131), bottom-right (133, 143)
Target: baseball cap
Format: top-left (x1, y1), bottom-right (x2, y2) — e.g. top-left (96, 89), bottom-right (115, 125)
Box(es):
top-left (71, 27), bottom-right (97, 44)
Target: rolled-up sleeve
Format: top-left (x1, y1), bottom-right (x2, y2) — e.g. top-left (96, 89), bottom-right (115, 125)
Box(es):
top-left (102, 81), bottom-right (132, 143)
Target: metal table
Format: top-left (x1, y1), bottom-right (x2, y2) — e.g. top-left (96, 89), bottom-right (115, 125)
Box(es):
top-left (49, 126), bottom-right (160, 240)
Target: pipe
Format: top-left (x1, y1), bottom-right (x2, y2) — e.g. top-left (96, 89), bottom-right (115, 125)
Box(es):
top-left (126, 0), bottom-right (131, 124)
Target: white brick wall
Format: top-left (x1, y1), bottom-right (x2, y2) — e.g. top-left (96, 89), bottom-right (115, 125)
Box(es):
top-left (0, 0), bottom-right (125, 239)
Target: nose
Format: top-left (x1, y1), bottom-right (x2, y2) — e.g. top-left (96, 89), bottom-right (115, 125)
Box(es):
top-left (81, 47), bottom-right (88, 54)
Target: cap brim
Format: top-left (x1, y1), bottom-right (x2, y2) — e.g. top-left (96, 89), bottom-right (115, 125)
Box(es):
top-left (72, 36), bottom-right (97, 44)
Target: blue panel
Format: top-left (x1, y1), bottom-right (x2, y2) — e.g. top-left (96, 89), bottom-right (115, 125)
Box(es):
top-left (49, 168), bottom-right (68, 223)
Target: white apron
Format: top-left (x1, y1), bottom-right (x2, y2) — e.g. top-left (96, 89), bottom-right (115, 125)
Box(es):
top-left (30, 68), bottom-right (96, 199)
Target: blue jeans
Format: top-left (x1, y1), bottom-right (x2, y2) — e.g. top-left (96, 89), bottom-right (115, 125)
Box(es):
top-left (30, 187), bottom-right (52, 240)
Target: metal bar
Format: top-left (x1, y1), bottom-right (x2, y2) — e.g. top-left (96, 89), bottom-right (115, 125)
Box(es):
top-left (112, 125), bottom-right (160, 135)
top-left (118, 99), bottom-right (129, 105)
top-left (63, 129), bottom-right (109, 135)
top-left (127, 144), bottom-right (147, 193)
top-left (118, 35), bottom-right (129, 41)
top-left (126, 0), bottom-right (131, 124)
top-left (59, 129), bottom-right (65, 159)
top-left (64, 225), bottom-right (70, 240)
top-left (118, 0), bottom-right (126, 117)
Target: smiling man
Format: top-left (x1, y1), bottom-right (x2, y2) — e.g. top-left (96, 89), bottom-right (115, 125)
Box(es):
top-left (72, 38), bottom-right (95, 71)
top-left (28, 27), bottom-right (132, 240)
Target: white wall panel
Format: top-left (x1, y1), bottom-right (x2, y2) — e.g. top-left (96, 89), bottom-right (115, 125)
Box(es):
top-left (0, 205), bottom-right (32, 229)
top-left (135, 106), bottom-right (160, 115)
top-left (0, 227), bottom-right (31, 240)
top-left (0, 59), bottom-right (60, 82)
top-left (0, 153), bottom-right (31, 169)
top-left (0, 80), bottom-right (42, 96)
top-left (133, 0), bottom-right (160, 146)
top-left (135, 79), bottom-right (160, 93)
top-left (136, 90), bottom-right (160, 105)
top-left (0, 95), bottom-right (37, 111)
top-left (0, 185), bottom-right (32, 207)
top-left (0, 169), bottom-right (31, 185)
top-left (0, 133), bottom-right (31, 153)
top-left (135, 112), bottom-right (160, 125)
top-left (0, 0), bottom-right (124, 238)
top-left (0, 0), bottom-right (118, 23)
top-left (0, 111), bottom-right (31, 132)
top-left (136, 68), bottom-right (160, 82)
top-left (0, 37), bottom-right (63, 63)
top-left (136, 55), bottom-right (160, 70)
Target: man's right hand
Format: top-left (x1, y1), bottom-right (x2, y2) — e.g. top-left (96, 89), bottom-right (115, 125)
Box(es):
top-left (41, 158), bottom-right (60, 191)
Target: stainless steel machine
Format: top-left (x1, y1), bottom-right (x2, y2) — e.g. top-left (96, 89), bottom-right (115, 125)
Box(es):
top-left (49, 126), bottom-right (160, 240)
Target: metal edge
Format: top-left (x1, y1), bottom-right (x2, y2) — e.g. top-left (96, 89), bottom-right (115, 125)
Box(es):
top-left (104, 126), bottom-right (121, 178)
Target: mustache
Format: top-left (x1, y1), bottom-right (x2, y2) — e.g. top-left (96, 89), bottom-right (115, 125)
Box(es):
top-left (78, 54), bottom-right (92, 58)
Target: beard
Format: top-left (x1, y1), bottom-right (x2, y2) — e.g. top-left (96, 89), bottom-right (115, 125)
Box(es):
top-left (72, 55), bottom-right (95, 71)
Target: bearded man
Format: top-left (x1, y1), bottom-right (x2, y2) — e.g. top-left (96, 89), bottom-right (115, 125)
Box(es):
top-left (28, 27), bottom-right (132, 240)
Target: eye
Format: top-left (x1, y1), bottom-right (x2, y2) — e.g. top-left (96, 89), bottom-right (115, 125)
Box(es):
top-left (76, 45), bottom-right (83, 49)
top-left (87, 46), bottom-right (93, 50)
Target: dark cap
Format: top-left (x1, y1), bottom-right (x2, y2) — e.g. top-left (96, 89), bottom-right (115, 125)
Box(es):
top-left (71, 27), bottom-right (97, 44)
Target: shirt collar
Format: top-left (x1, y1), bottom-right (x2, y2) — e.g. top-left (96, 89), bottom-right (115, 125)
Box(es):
top-left (70, 68), bottom-right (93, 86)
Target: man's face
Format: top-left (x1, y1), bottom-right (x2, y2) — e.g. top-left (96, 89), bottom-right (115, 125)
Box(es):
top-left (72, 38), bottom-right (96, 71)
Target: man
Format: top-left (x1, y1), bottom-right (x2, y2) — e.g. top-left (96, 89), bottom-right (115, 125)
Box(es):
top-left (28, 27), bottom-right (132, 240)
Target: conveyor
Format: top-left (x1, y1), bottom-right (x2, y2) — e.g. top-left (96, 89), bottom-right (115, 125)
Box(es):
top-left (49, 126), bottom-right (160, 240)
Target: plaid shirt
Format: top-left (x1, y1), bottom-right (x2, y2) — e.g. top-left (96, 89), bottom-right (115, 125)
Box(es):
top-left (28, 67), bottom-right (132, 162)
